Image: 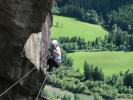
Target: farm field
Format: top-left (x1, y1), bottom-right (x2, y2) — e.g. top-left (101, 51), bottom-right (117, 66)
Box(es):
top-left (51, 15), bottom-right (108, 41)
top-left (68, 51), bottom-right (133, 76)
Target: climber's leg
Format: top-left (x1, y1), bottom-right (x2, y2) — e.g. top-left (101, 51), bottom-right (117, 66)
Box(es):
top-left (53, 60), bottom-right (60, 68)
top-left (47, 57), bottom-right (60, 71)
top-left (47, 57), bottom-right (54, 71)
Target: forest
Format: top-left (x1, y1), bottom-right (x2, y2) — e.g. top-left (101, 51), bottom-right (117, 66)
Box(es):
top-left (44, 0), bottom-right (133, 100)
top-left (52, 0), bottom-right (133, 51)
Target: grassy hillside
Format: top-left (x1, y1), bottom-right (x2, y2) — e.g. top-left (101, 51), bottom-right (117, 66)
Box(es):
top-left (51, 15), bottom-right (108, 41)
top-left (43, 85), bottom-right (93, 100)
top-left (68, 51), bottom-right (133, 76)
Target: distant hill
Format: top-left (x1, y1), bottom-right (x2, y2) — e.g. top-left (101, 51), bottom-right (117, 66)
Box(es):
top-left (51, 15), bottom-right (108, 41)
top-left (52, 0), bottom-right (133, 51)
top-left (53, 0), bottom-right (133, 34)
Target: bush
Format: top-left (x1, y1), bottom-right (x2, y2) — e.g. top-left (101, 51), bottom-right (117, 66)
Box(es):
top-left (74, 94), bottom-right (83, 100)
top-left (62, 43), bottom-right (78, 52)
top-left (91, 85), bottom-right (117, 99)
top-left (61, 49), bottom-right (73, 67)
top-left (75, 83), bottom-right (88, 93)
top-left (107, 74), bottom-right (123, 86)
top-left (85, 81), bottom-right (118, 99)
top-left (83, 10), bottom-right (99, 24)
top-left (62, 94), bottom-right (72, 100)
top-left (84, 61), bottom-right (93, 80)
top-left (63, 57), bottom-right (73, 67)
top-left (85, 81), bottom-right (104, 89)
top-left (94, 94), bottom-right (103, 100)
top-left (118, 86), bottom-right (133, 94)
top-left (84, 61), bottom-right (104, 81)
top-left (123, 72), bottom-right (133, 88)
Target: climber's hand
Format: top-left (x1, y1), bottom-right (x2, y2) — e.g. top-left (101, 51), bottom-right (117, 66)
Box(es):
top-left (48, 48), bottom-right (53, 52)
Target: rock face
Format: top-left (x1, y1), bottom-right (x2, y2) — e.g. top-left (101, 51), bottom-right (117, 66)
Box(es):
top-left (0, 0), bottom-right (52, 99)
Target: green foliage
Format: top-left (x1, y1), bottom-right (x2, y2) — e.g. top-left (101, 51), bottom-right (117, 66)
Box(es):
top-left (61, 49), bottom-right (73, 67)
top-left (63, 57), bottom-right (73, 67)
top-left (62, 94), bottom-right (71, 100)
top-left (49, 1), bottom-right (133, 99)
top-left (123, 72), bottom-right (133, 88)
top-left (59, 36), bottom-right (88, 52)
top-left (77, 37), bottom-right (86, 50)
top-left (54, 0), bottom-right (133, 34)
top-left (107, 74), bottom-right (123, 86)
top-left (52, 1), bottom-right (133, 51)
top-left (84, 61), bottom-right (93, 80)
top-left (93, 67), bottom-right (104, 81)
top-left (68, 51), bottom-right (133, 76)
top-left (48, 66), bottom-right (85, 93)
top-left (83, 10), bottom-right (99, 24)
top-left (94, 94), bottom-right (103, 100)
top-left (85, 81), bottom-right (118, 99)
top-left (62, 43), bottom-right (78, 52)
top-left (107, 4), bottom-right (133, 33)
top-left (74, 94), bottom-right (83, 100)
top-left (106, 24), bottom-right (133, 51)
top-left (52, 6), bottom-right (61, 15)
top-left (52, 1), bottom-right (60, 15)
top-left (105, 73), bottom-right (133, 95)
top-left (55, 26), bottom-right (133, 52)
top-left (75, 83), bottom-right (88, 93)
top-left (61, 48), bottom-right (67, 64)
top-left (47, 65), bottom-right (133, 99)
top-left (83, 61), bottom-right (105, 81)
top-left (117, 85), bottom-right (133, 94)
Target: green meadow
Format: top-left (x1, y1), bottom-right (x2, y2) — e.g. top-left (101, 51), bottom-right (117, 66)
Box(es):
top-left (51, 15), bottom-right (108, 41)
top-left (51, 15), bottom-right (133, 76)
top-left (68, 51), bottom-right (133, 76)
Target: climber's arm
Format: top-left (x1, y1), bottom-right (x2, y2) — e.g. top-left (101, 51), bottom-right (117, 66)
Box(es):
top-left (52, 49), bottom-right (60, 56)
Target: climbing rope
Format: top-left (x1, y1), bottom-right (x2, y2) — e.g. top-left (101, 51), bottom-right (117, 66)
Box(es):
top-left (35, 71), bottom-right (48, 100)
top-left (0, 61), bottom-right (48, 98)
top-left (0, 66), bottom-right (36, 97)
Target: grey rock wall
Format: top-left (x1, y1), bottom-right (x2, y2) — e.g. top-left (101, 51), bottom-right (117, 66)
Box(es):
top-left (0, 0), bottom-right (52, 99)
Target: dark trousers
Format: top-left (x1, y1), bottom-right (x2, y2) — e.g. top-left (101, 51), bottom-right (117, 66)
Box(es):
top-left (47, 57), bottom-right (59, 71)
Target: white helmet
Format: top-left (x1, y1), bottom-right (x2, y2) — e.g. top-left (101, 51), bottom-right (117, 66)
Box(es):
top-left (51, 40), bottom-right (58, 46)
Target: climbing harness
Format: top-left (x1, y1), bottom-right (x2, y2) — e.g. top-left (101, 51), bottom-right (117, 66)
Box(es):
top-left (0, 61), bottom-right (48, 100)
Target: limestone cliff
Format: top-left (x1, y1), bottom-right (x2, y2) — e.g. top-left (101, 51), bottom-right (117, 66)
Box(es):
top-left (0, 0), bottom-right (52, 99)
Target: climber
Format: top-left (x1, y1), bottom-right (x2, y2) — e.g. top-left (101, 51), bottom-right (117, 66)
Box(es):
top-left (47, 40), bottom-right (61, 71)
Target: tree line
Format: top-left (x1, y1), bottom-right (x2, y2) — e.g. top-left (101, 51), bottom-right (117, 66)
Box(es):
top-left (53, 0), bottom-right (133, 45)
top-left (53, 0), bottom-right (133, 36)
top-left (58, 30), bottom-right (133, 53)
